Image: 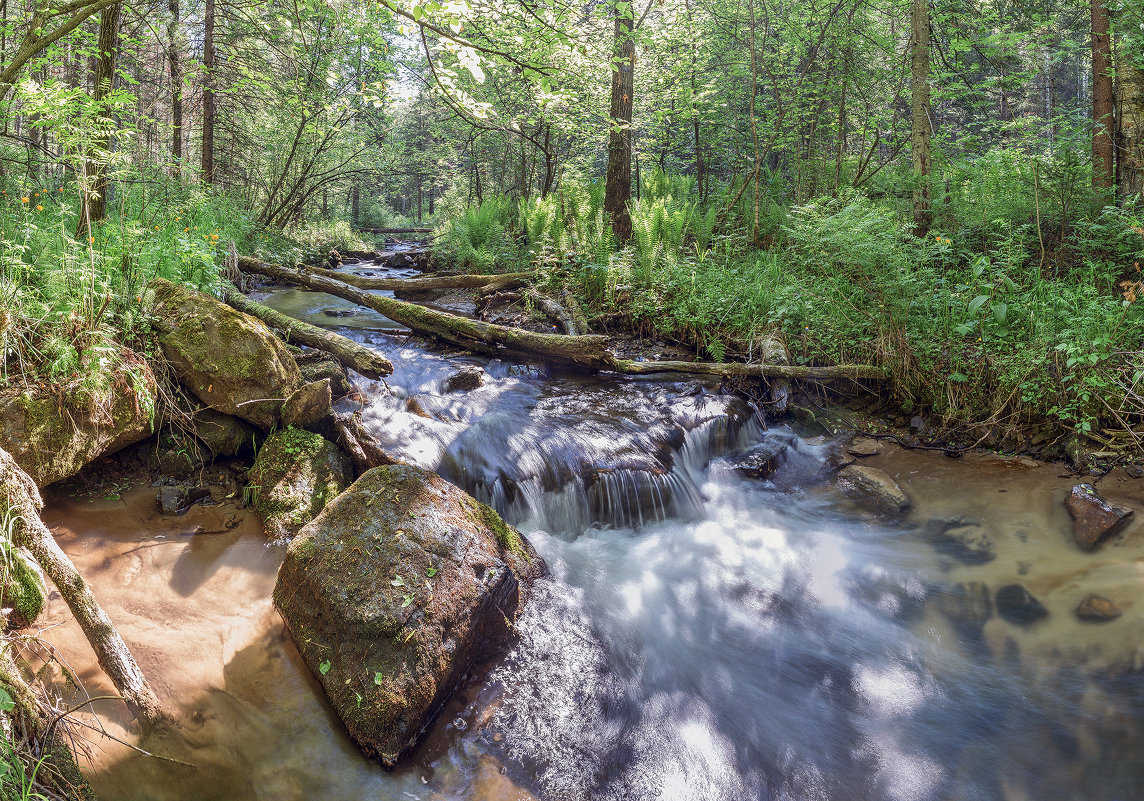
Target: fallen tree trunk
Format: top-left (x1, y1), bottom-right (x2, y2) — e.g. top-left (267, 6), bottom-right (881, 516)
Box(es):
top-left (239, 259), bottom-right (618, 369)
top-left (333, 413), bottom-right (399, 476)
top-left (0, 448), bottom-right (169, 730)
top-left (524, 289), bottom-right (582, 335)
top-left (291, 261), bottom-right (532, 294)
top-left (221, 284), bottom-right (393, 379)
top-left (238, 259), bottom-right (886, 381)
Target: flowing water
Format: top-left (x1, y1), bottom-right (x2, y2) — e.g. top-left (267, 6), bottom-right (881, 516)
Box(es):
top-left (34, 258), bottom-right (1144, 801)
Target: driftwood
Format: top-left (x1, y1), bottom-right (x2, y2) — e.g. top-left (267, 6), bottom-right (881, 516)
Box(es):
top-left (333, 414), bottom-right (399, 476)
top-left (238, 259), bottom-right (886, 381)
top-left (524, 289), bottom-right (582, 335)
top-left (0, 448), bottom-right (169, 730)
top-left (221, 284), bottom-right (393, 380)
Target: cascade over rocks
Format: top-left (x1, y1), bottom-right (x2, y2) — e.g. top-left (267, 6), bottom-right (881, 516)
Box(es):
top-left (273, 464), bottom-right (544, 767)
top-left (0, 362), bottom-right (157, 487)
top-left (144, 277), bottom-right (302, 430)
top-left (248, 427), bottom-right (353, 541)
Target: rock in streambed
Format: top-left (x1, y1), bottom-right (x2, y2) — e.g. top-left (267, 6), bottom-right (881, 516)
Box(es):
top-left (273, 464), bottom-right (544, 767)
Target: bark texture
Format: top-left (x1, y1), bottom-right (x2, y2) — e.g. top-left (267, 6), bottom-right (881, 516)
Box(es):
top-left (0, 447), bottom-right (168, 729)
top-left (78, 1), bottom-right (122, 229)
top-left (1091, 0), bottom-right (1114, 189)
top-left (1119, 51), bottom-right (1144, 200)
top-left (603, 7), bottom-right (635, 244)
top-left (910, 0), bottom-right (931, 235)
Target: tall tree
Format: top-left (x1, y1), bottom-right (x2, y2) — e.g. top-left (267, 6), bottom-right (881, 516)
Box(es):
top-left (1091, 0), bottom-right (1114, 189)
top-left (78, 0), bottom-right (122, 230)
top-left (202, 0), bottom-right (216, 185)
top-left (910, 0), bottom-right (931, 234)
top-left (168, 0), bottom-right (183, 177)
top-left (603, 1), bottom-right (636, 244)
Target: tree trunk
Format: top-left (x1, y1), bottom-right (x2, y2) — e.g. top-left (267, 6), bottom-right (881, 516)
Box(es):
top-left (603, 5), bottom-right (635, 244)
top-left (0, 448), bottom-right (168, 730)
top-left (201, 0), bottom-right (216, 185)
top-left (910, 0), bottom-right (931, 235)
top-left (1118, 51), bottom-right (1144, 200)
top-left (221, 285), bottom-right (394, 379)
top-left (1091, 0), bottom-right (1114, 189)
top-left (168, 0), bottom-right (183, 177)
top-left (78, 1), bottom-right (122, 231)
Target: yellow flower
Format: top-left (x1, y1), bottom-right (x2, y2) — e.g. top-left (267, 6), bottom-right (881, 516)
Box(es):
top-left (210, 234), bottom-right (218, 241)
top-left (20, 197), bottom-right (28, 204)
top-left (35, 205), bottom-right (42, 211)
top-left (155, 225), bottom-right (161, 230)
top-left (184, 227), bottom-right (189, 232)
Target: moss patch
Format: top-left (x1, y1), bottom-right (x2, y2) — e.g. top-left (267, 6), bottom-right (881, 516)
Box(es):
top-left (473, 501), bottom-right (528, 560)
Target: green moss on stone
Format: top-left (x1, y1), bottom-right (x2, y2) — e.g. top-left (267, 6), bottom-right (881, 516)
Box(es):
top-left (474, 501), bottom-right (527, 560)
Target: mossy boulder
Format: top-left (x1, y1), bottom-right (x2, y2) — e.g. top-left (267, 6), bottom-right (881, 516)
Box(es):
top-left (273, 464), bottom-right (545, 767)
top-left (0, 547), bottom-right (47, 628)
top-left (0, 361), bottom-right (158, 487)
top-left (249, 428), bottom-right (352, 541)
top-left (144, 278), bottom-right (302, 431)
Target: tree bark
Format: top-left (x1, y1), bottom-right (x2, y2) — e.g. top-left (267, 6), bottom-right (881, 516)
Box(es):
top-left (78, 1), bottom-right (122, 230)
top-left (1091, 0), bottom-right (1114, 189)
top-left (168, 0), bottom-right (183, 177)
top-left (238, 259), bottom-right (887, 381)
top-left (221, 285), bottom-right (394, 379)
top-left (1118, 50), bottom-right (1144, 200)
top-left (910, 0), bottom-right (931, 235)
top-left (333, 414), bottom-right (398, 476)
top-left (0, 448), bottom-right (168, 730)
top-left (201, 0), bottom-right (216, 185)
top-left (603, 4), bottom-right (635, 245)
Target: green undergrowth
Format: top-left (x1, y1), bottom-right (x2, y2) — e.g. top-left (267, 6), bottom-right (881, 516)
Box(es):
top-left (435, 160), bottom-right (1144, 450)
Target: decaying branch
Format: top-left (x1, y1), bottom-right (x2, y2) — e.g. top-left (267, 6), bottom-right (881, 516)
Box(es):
top-left (0, 448), bottom-right (169, 730)
top-left (221, 284), bottom-right (393, 379)
top-left (333, 414), bottom-right (399, 475)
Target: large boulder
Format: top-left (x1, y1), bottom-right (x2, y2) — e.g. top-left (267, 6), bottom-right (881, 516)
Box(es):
top-left (1065, 483), bottom-right (1134, 550)
top-left (0, 361), bottom-right (158, 487)
top-left (144, 278), bottom-right (301, 430)
top-left (248, 428), bottom-right (352, 541)
top-left (273, 464), bottom-right (544, 767)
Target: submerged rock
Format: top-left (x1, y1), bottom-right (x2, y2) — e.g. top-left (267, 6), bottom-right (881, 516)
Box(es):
top-left (156, 484), bottom-right (212, 516)
top-left (1076, 593), bottom-right (1122, 622)
top-left (728, 433), bottom-right (793, 480)
top-left (934, 581), bottom-right (993, 638)
top-left (922, 517), bottom-right (996, 564)
top-left (144, 278), bottom-right (302, 430)
top-left (442, 366), bottom-right (484, 394)
top-left (248, 427), bottom-right (352, 541)
top-left (846, 436), bottom-right (884, 457)
top-left (0, 363), bottom-right (157, 487)
top-left (273, 464), bottom-right (544, 767)
top-left (1065, 483), bottom-right (1134, 550)
top-left (995, 584), bottom-right (1048, 626)
top-left (836, 464), bottom-right (910, 517)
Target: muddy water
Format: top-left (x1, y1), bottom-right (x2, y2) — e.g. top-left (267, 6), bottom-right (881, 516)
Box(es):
top-left (32, 260), bottom-right (1144, 801)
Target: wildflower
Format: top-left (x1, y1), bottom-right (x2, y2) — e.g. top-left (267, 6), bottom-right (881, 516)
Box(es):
top-left (20, 197), bottom-right (28, 204)
top-left (155, 225), bottom-right (161, 230)
top-left (88, 237), bottom-right (94, 243)
top-left (210, 234), bottom-right (218, 241)
top-left (184, 227), bottom-right (189, 232)
top-left (58, 187), bottom-right (63, 192)
top-left (35, 205), bottom-right (42, 211)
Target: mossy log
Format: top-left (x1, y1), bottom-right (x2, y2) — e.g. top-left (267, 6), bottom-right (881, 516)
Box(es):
top-left (0, 448), bottom-right (169, 730)
top-left (221, 284), bottom-right (393, 379)
top-left (239, 259), bottom-right (618, 368)
top-left (238, 259), bottom-right (886, 381)
top-left (265, 260), bottom-right (532, 294)
top-left (523, 289), bottom-right (583, 335)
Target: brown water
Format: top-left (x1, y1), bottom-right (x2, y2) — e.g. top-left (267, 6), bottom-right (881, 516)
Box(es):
top-left (27, 259), bottom-right (1144, 800)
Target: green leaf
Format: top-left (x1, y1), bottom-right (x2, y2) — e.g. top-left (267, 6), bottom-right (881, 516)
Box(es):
top-left (401, 594), bottom-right (414, 608)
top-left (0, 687), bottom-right (13, 713)
top-left (967, 295), bottom-right (990, 316)
top-left (374, 672), bottom-right (384, 686)
top-left (991, 302), bottom-right (1008, 325)
top-left (319, 660), bottom-right (331, 675)
top-left (426, 567), bottom-right (438, 577)
top-left (390, 575), bottom-right (405, 587)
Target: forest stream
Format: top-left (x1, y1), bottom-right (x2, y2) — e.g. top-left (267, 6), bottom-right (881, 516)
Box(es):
top-left (31, 257), bottom-right (1144, 801)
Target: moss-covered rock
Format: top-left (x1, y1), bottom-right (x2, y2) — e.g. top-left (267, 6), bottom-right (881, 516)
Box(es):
top-left (273, 464), bottom-right (545, 767)
top-left (249, 428), bottom-right (352, 541)
top-left (0, 361), bottom-right (158, 487)
top-left (0, 547), bottom-right (46, 628)
top-left (144, 278), bottom-right (302, 431)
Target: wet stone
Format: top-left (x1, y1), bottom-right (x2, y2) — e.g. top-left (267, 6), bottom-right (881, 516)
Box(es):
top-left (321, 308), bottom-right (357, 317)
top-left (995, 584), bottom-right (1048, 626)
top-left (1065, 483), bottom-right (1134, 550)
top-left (729, 434), bottom-right (793, 480)
top-left (1076, 593), bottom-right (1122, 622)
top-left (836, 464), bottom-right (910, 518)
top-left (443, 367), bottom-right (485, 394)
top-left (846, 436), bottom-right (884, 457)
top-left (934, 581), bottom-right (993, 637)
top-left (157, 484), bottom-right (211, 516)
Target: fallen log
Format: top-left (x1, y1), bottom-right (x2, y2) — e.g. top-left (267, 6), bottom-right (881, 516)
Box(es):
top-left (289, 261), bottom-right (532, 294)
top-left (240, 259), bottom-right (618, 369)
top-left (524, 288), bottom-right (582, 335)
top-left (238, 259), bottom-right (887, 381)
top-left (221, 284), bottom-right (393, 380)
top-left (333, 413), bottom-right (400, 476)
top-left (0, 448), bottom-right (169, 730)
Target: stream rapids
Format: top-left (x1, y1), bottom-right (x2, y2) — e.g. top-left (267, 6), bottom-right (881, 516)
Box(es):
top-left (32, 256), bottom-right (1144, 801)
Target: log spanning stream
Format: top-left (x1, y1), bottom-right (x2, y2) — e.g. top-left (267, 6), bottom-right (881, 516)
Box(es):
top-left (33, 256), bottom-right (1144, 800)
